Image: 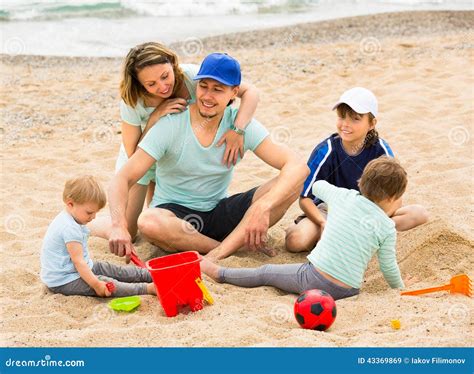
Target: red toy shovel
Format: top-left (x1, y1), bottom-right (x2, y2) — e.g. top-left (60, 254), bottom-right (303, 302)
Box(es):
top-left (130, 251), bottom-right (146, 268)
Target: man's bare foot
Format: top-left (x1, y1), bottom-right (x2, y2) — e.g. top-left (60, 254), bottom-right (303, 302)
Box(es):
top-left (200, 256), bottom-right (221, 282)
top-left (147, 283), bottom-right (157, 295)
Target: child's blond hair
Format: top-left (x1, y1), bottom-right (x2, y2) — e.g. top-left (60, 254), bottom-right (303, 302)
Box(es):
top-left (63, 176), bottom-right (106, 209)
top-left (359, 157), bottom-right (407, 203)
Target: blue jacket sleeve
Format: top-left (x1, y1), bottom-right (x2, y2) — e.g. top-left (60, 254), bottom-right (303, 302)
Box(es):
top-left (301, 138), bottom-right (332, 199)
top-left (378, 138), bottom-right (394, 157)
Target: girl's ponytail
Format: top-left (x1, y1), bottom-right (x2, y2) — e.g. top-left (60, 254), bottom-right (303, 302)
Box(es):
top-left (364, 127), bottom-right (379, 149)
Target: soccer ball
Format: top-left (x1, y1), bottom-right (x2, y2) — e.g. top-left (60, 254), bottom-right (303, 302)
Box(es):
top-left (294, 289), bottom-right (337, 331)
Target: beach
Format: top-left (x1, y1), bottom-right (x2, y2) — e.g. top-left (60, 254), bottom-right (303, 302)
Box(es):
top-left (0, 10), bottom-right (473, 347)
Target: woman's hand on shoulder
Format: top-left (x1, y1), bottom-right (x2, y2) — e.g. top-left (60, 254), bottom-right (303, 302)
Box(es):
top-left (217, 130), bottom-right (244, 168)
top-left (150, 98), bottom-right (188, 123)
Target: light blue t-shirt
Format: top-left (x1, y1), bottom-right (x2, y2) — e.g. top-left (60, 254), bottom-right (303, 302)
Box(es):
top-left (40, 210), bottom-right (93, 288)
top-left (307, 181), bottom-right (404, 289)
top-left (139, 106), bottom-right (269, 211)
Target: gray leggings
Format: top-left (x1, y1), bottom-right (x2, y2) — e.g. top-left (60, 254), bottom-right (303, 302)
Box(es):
top-left (49, 261), bottom-right (152, 297)
top-left (219, 262), bottom-right (359, 300)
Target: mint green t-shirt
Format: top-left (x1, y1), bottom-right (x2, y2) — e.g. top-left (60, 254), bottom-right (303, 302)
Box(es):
top-left (138, 106), bottom-right (269, 211)
top-left (307, 180), bottom-right (404, 289)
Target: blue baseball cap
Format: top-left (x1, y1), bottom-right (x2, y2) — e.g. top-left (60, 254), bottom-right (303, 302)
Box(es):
top-left (193, 53), bottom-right (241, 86)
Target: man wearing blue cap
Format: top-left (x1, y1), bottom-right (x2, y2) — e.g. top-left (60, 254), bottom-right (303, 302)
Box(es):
top-left (108, 53), bottom-right (309, 260)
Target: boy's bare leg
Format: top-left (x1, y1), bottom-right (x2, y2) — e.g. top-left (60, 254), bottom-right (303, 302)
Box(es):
top-left (88, 183), bottom-right (148, 241)
top-left (137, 208), bottom-right (220, 254)
top-left (285, 218), bottom-right (322, 253)
top-left (391, 204), bottom-right (429, 232)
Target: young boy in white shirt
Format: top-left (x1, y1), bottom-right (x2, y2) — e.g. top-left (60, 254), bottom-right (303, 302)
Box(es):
top-left (40, 176), bottom-right (155, 297)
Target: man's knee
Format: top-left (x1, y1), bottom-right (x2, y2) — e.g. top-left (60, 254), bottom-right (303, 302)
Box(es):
top-left (137, 210), bottom-right (165, 238)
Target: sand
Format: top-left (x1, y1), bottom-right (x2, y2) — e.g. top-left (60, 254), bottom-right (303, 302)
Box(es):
top-left (0, 11), bottom-right (473, 347)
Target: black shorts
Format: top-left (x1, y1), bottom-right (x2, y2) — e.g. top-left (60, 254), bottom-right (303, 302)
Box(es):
top-left (156, 187), bottom-right (258, 242)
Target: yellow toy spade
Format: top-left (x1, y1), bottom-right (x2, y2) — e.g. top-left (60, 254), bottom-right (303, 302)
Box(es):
top-left (195, 278), bottom-right (214, 305)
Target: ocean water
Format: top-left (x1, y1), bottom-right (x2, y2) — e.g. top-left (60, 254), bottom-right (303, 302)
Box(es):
top-left (0, 0), bottom-right (472, 57)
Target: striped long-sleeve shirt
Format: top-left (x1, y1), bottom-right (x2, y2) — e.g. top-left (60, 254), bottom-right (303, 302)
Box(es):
top-left (307, 180), bottom-right (404, 289)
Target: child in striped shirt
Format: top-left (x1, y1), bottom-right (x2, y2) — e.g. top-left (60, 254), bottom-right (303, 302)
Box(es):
top-left (201, 157), bottom-right (410, 300)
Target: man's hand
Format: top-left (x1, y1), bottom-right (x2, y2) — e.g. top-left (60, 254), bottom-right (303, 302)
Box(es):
top-left (109, 225), bottom-right (134, 263)
top-left (244, 200), bottom-right (271, 251)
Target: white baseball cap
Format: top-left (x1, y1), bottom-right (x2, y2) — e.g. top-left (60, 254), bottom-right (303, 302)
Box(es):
top-left (332, 87), bottom-right (378, 117)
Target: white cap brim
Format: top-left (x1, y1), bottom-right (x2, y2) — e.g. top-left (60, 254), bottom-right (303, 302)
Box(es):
top-left (332, 100), bottom-right (374, 116)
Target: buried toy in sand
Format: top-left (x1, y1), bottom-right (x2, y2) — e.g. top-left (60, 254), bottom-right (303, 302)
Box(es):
top-left (401, 274), bottom-right (472, 297)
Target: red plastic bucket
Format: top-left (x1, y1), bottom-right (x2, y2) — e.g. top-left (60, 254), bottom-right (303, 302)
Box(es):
top-left (146, 251), bottom-right (203, 317)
